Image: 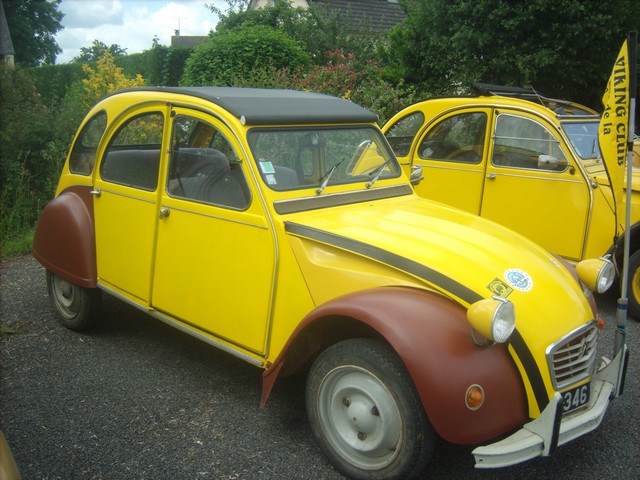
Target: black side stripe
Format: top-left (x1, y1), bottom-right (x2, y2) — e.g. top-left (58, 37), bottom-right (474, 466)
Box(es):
top-left (285, 222), bottom-right (483, 305)
top-left (509, 328), bottom-right (549, 412)
top-left (287, 220), bottom-right (551, 412)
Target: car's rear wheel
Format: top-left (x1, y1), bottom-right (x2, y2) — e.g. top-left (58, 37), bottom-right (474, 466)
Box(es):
top-left (306, 338), bottom-right (434, 480)
top-left (46, 271), bottom-right (101, 331)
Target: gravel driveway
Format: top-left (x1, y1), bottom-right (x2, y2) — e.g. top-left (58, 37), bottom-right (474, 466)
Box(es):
top-left (1, 255), bottom-right (639, 479)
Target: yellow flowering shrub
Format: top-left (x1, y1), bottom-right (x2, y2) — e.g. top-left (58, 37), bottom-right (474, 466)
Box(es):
top-left (81, 51), bottom-right (144, 108)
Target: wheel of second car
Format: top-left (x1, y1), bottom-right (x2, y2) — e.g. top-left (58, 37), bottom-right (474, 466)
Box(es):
top-left (306, 338), bottom-right (434, 480)
top-left (626, 250), bottom-right (640, 320)
top-left (46, 271), bottom-right (102, 331)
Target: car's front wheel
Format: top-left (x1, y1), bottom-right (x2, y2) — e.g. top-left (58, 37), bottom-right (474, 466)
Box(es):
top-left (306, 338), bottom-right (434, 480)
top-left (46, 271), bottom-right (101, 331)
top-left (626, 250), bottom-right (640, 320)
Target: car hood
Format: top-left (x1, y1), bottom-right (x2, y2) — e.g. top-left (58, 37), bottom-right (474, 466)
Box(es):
top-left (593, 168), bottom-right (640, 192)
top-left (284, 194), bottom-right (593, 342)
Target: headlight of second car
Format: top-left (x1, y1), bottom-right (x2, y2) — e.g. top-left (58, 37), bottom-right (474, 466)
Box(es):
top-left (576, 257), bottom-right (615, 294)
top-left (467, 296), bottom-right (516, 344)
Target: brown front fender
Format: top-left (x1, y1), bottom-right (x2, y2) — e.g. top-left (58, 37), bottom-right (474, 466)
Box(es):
top-left (32, 186), bottom-right (97, 287)
top-left (262, 286), bottom-right (528, 445)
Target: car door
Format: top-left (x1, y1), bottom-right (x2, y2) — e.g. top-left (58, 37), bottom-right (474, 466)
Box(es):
top-left (93, 107), bottom-right (166, 303)
top-left (150, 109), bottom-right (276, 355)
top-left (404, 109), bottom-right (491, 214)
top-left (481, 110), bottom-right (590, 261)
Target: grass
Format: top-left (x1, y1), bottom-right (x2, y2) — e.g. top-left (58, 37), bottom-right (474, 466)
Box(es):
top-left (0, 230), bottom-right (34, 258)
top-left (0, 326), bottom-right (21, 336)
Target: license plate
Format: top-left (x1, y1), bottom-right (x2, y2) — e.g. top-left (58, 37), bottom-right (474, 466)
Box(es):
top-left (561, 383), bottom-right (590, 414)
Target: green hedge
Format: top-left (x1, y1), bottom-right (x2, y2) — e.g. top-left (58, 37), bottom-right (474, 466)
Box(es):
top-left (28, 63), bottom-right (84, 104)
top-left (117, 46), bottom-right (191, 87)
top-left (181, 25), bottom-right (310, 86)
top-left (26, 45), bottom-right (193, 106)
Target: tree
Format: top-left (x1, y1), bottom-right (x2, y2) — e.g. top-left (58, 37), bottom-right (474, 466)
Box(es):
top-left (73, 40), bottom-right (127, 63)
top-left (294, 50), bottom-right (416, 124)
top-left (181, 25), bottom-right (309, 86)
top-left (0, 64), bottom-right (57, 252)
top-left (3, 0), bottom-right (64, 66)
top-left (205, 0), bottom-right (250, 17)
top-left (388, 0), bottom-right (640, 110)
top-left (210, 0), bottom-right (382, 66)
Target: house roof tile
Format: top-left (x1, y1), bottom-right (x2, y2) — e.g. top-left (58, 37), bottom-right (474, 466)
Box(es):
top-left (310, 0), bottom-right (405, 32)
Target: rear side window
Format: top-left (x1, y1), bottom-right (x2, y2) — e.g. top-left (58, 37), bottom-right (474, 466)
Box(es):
top-left (68, 111), bottom-right (107, 175)
top-left (100, 112), bottom-right (164, 190)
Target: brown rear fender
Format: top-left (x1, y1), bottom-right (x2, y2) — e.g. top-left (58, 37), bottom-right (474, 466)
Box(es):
top-left (262, 286), bottom-right (528, 445)
top-left (32, 186), bottom-right (97, 288)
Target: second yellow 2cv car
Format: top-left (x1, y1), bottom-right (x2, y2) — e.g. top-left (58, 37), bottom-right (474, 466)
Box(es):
top-left (383, 83), bottom-right (640, 318)
top-left (33, 87), bottom-right (627, 479)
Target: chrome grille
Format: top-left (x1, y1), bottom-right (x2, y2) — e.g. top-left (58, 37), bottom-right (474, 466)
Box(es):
top-left (546, 321), bottom-right (598, 390)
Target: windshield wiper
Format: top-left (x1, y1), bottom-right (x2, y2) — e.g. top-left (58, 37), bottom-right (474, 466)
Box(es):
top-left (366, 159), bottom-right (394, 189)
top-left (317, 160), bottom-right (344, 194)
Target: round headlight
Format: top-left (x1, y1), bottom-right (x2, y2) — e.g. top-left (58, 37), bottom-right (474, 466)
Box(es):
top-left (467, 296), bottom-right (516, 344)
top-left (576, 257), bottom-right (615, 293)
top-left (596, 260), bottom-right (615, 292)
top-left (492, 299), bottom-right (515, 343)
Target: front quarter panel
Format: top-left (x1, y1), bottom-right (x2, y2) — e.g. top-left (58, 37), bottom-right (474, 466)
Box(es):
top-left (267, 287), bottom-right (528, 445)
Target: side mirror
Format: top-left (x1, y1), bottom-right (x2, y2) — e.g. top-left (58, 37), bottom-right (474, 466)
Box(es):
top-left (538, 154), bottom-right (568, 170)
top-left (410, 165), bottom-right (424, 186)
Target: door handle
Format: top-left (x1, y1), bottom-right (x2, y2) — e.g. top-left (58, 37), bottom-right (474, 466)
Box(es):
top-left (90, 188), bottom-right (101, 197)
top-left (487, 173), bottom-right (496, 180)
top-left (159, 206), bottom-right (170, 219)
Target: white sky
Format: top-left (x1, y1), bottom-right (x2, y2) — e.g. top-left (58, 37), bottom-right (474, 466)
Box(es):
top-left (55, 0), bottom-right (225, 64)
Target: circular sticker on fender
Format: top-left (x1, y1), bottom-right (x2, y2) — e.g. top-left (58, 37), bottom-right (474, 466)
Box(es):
top-left (504, 269), bottom-right (533, 292)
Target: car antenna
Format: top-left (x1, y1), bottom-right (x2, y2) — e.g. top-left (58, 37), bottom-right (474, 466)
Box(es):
top-left (529, 85), bottom-right (545, 105)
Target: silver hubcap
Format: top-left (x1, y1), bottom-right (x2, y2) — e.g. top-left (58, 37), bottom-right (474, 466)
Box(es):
top-left (318, 365), bottom-right (402, 470)
top-left (51, 275), bottom-right (80, 319)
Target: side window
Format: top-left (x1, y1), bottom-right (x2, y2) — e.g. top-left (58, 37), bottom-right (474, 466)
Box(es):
top-left (100, 112), bottom-right (164, 190)
top-left (385, 111), bottom-right (425, 156)
top-left (68, 111), bottom-right (107, 175)
top-left (167, 115), bottom-right (250, 210)
top-left (492, 114), bottom-right (567, 171)
top-left (418, 112), bottom-right (486, 164)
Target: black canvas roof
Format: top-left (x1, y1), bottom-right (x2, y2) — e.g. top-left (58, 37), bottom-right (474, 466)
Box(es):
top-left (113, 86), bottom-right (379, 125)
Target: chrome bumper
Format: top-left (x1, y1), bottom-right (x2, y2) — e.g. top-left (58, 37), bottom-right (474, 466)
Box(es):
top-left (473, 344), bottom-right (629, 468)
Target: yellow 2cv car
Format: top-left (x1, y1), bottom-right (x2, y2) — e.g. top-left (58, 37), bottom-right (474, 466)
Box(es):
top-left (383, 83), bottom-right (640, 318)
top-left (33, 87), bottom-right (627, 479)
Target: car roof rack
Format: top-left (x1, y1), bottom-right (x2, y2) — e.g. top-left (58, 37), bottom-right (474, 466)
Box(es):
top-left (470, 82), bottom-right (599, 117)
top-left (471, 83), bottom-right (535, 96)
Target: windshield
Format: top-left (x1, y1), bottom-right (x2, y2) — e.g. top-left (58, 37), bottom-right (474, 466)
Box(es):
top-left (248, 127), bottom-right (401, 192)
top-left (561, 121), bottom-right (599, 159)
